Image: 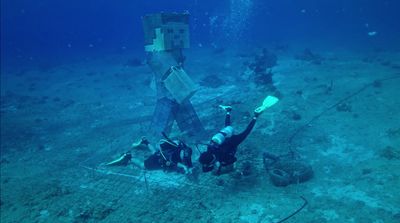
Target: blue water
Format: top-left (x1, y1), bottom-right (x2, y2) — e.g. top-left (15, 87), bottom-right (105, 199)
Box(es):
top-left (2, 0), bottom-right (399, 71)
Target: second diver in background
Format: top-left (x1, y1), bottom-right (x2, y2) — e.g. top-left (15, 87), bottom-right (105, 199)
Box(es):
top-left (104, 136), bottom-right (193, 174)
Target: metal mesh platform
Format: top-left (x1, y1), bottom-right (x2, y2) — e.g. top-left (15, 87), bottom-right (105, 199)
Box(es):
top-left (75, 154), bottom-right (231, 222)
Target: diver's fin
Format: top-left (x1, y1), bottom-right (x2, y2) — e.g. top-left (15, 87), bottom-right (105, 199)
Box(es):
top-left (131, 140), bottom-right (142, 148)
top-left (219, 105), bottom-right (232, 112)
top-left (131, 137), bottom-right (149, 149)
top-left (105, 153), bottom-right (132, 166)
top-left (255, 96), bottom-right (279, 113)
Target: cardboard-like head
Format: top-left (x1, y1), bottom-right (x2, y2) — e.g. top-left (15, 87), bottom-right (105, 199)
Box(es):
top-left (142, 12), bottom-right (190, 52)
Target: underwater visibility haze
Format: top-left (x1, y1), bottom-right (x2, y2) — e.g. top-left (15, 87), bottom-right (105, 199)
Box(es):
top-left (1, 0), bottom-right (400, 222)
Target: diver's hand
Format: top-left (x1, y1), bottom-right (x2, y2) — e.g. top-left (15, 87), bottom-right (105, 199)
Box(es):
top-left (182, 166), bottom-right (188, 174)
top-left (178, 163), bottom-right (190, 174)
top-left (182, 166), bottom-right (193, 175)
top-left (185, 167), bottom-right (193, 175)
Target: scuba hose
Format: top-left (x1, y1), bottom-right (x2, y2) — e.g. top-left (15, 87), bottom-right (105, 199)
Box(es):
top-left (158, 140), bottom-right (175, 167)
top-left (161, 132), bottom-right (178, 146)
top-left (160, 132), bottom-right (177, 165)
top-left (159, 146), bottom-right (170, 165)
top-left (159, 132), bottom-right (186, 167)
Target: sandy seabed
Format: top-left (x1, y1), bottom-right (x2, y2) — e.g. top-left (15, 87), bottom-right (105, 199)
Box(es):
top-left (1, 46), bottom-right (400, 223)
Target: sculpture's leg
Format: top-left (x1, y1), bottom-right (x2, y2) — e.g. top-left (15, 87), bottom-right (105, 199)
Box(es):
top-left (175, 99), bottom-right (206, 139)
top-left (150, 97), bottom-right (177, 137)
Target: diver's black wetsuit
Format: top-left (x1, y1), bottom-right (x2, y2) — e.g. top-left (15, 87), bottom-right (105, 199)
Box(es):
top-left (208, 113), bottom-right (256, 167)
top-left (144, 143), bottom-right (193, 171)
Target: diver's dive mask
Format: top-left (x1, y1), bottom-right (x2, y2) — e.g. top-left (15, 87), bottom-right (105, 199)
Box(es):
top-left (201, 155), bottom-right (216, 172)
top-left (199, 150), bottom-right (217, 172)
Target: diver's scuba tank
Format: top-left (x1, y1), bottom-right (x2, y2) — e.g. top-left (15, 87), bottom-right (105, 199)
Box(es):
top-left (211, 126), bottom-right (234, 145)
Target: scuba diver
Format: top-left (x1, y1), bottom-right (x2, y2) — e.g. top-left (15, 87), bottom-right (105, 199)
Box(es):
top-left (104, 135), bottom-right (193, 174)
top-left (199, 96), bottom-right (279, 175)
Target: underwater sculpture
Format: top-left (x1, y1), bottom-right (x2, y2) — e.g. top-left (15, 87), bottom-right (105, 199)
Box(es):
top-left (142, 12), bottom-right (205, 139)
